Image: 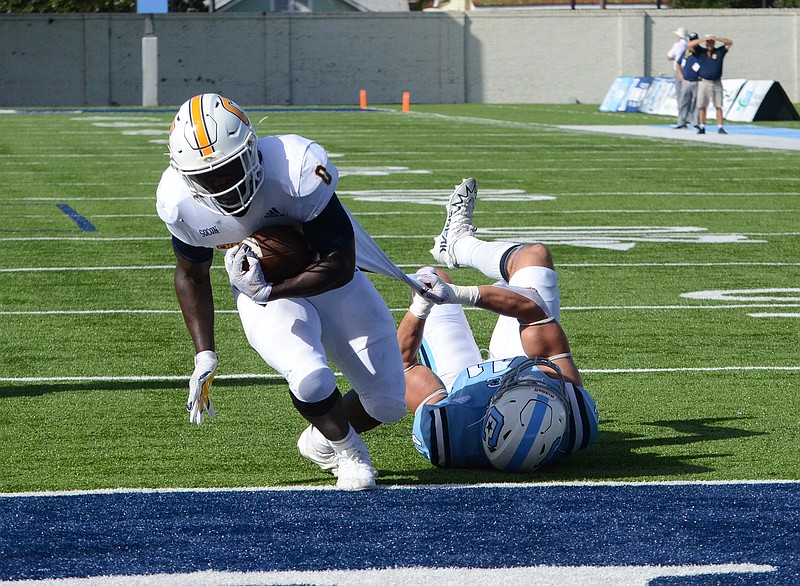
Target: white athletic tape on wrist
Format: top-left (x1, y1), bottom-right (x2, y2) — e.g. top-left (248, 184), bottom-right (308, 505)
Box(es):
top-left (447, 284), bottom-right (481, 306)
top-left (409, 294), bottom-right (434, 319)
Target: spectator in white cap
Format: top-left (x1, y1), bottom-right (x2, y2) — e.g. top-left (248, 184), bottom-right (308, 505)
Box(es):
top-left (667, 27), bottom-right (689, 127)
top-left (676, 32), bottom-right (700, 130)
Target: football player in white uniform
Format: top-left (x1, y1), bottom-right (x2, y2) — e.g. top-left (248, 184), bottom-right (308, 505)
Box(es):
top-left (398, 178), bottom-right (599, 471)
top-left (156, 93), bottom-right (416, 491)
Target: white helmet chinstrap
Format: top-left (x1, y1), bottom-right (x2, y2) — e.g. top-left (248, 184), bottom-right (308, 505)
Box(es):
top-left (169, 94), bottom-right (264, 215)
top-left (481, 357), bottom-right (570, 472)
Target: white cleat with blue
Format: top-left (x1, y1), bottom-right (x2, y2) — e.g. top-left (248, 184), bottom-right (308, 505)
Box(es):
top-left (430, 177), bottom-right (478, 269)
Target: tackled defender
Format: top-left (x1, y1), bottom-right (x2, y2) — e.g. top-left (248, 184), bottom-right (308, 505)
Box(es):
top-left (400, 179), bottom-right (599, 471)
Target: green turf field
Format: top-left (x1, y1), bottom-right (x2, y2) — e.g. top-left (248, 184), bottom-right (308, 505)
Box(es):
top-left (0, 104), bottom-right (798, 492)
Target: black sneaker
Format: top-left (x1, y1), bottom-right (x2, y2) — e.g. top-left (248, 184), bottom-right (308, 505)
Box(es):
top-left (697, 127), bottom-right (706, 134)
top-left (674, 124), bottom-right (687, 129)
top-left (718, 128), bottom-right (727, 134)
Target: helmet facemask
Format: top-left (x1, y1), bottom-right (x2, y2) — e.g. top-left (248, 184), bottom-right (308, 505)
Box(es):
top-left (177, 134), bottom-right (263, 216)
top-left (168, 94), bottom-right (264, 216)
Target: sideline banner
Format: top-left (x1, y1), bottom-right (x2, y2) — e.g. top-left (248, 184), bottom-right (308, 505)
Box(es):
top-left (725, 80), bottom-right (800, 122)
top-left (639, 77), bottom-right (678, 117)
top-left (599, 77), bottom-right (799, 122)
top-left (706, 78), bottom-right (746, 120)
top-left (599, 77), bottom-right (637, 112)
top-left (599, 76), bottom-right (675, 116)
top-left (618, 77), bottom-right (653, 112)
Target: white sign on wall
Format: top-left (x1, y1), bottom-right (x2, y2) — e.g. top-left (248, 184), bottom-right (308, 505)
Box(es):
top-left (599, 77), bottom-right (798, 122)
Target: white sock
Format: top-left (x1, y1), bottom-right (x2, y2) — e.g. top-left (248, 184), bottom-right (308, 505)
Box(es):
top-left (328, 425), bottom-right (368, 455)
top-left (310, 425), bottom-right (334, 454)
top-left (452, 235), bottom-right (517, 281)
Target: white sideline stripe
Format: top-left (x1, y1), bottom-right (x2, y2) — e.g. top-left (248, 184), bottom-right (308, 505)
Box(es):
top-left (749, 312), bottom-right (800, 318)
top-left (0, 237), bottom-right (169, 242)
top-left (3, 261), bottom-right (800, 273)
top-left (564, 303), bottom-right (800, 311)
top-left (18, 210), bottom-right (799, 216)
top-left (399, 110), bottom-right (800, 151)
top-left (0, 373), bottom-right (286, 382)
top-left (2, 261), bottom-right (799, 273)
top-left (584, 365), bottom-right (800, 373)
top-left (2, 365), bottom-right (798, 384)
top-left (0, 310), bottom-right (199, 315)
top-left (1, 478), bottom-right (798, 499)
top-left (558, 262), bottom-right (800, 267)
top-left (0, 564), bottom-right (780, 586)
top-left (4, 303), bottom-right (800, 316)
top-left (561, 303), bottom-right (800, 310)
top-left (14, 193), bottom-right (799, 198)
top-left (0, 227), bottom-right (800, 242)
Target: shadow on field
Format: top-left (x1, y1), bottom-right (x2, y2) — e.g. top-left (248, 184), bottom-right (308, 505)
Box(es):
top-left (0, 377), bottom-right (275, 398)
top-left (377, 417), bottom-right (766, 485)
top-left (0, 379), bottom-right (767, 486)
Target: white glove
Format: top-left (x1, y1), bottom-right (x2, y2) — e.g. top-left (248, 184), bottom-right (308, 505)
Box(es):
top-left (409, 269), bottom-right (481, 307)
top-left (409, 270), bottom-right (450, 304)
top-left (406, 267), bottom-right (436, 317)
top-left (188, 350), bottom-right (217, 425)
top-left (224, 244), bottom-right (273, 304)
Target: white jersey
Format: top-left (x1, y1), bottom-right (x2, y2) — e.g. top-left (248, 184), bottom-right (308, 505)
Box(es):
top-left (489, 265), bottom-right (560, 361)
top-left (156, 132), bottom-right (415, 423)
top-left (420, 265), bottom-right (563, 390)
top-left (156, 134), bottom-right (338, 251)
top-left (156, 133), bottom-right (425, 295)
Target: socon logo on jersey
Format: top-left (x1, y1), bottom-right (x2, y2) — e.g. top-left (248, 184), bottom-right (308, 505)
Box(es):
top-left (198, 226), bottom-right (220, 237)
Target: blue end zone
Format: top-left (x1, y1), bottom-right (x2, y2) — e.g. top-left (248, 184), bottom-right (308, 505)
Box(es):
top-left (0, 482), bottom-right (797, 583)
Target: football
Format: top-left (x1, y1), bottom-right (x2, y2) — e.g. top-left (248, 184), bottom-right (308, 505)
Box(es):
top-left (240, 225), bottom-right (316, 283)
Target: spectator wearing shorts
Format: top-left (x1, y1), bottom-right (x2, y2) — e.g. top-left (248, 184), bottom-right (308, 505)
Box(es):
top-left (688, 34), bottom-right (733, 134)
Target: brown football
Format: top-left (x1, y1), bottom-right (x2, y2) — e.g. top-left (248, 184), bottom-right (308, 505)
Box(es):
top-left (240, 225), bottom-right (316, 283)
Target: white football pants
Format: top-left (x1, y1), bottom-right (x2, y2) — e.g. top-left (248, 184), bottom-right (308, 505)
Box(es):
top-left (234, 270), bottom-right (406, 423)
top-left (420, 265), bottom-right (561, 390)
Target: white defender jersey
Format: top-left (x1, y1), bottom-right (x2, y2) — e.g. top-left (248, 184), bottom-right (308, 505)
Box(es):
top-left (156, 134), bottom-right (338, 250)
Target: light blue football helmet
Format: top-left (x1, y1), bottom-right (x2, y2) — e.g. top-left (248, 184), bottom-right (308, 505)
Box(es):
top-left (481, 357), bottom-right (571, 472)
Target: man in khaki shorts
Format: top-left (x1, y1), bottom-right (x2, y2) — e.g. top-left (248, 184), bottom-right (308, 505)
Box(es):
top-left (688, 34), bottom-right (733, 134)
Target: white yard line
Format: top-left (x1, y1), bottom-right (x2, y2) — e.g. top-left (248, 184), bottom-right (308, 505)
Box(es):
top-left (1, 477), bottom-right (798, 499)
top-left (1, 261), bottom-right (799, 273)
top-left (2, 364), bottom-right (798, 385)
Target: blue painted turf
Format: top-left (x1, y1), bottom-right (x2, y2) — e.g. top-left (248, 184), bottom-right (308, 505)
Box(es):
top-left (660, 125), bottom-right (800, 139)
top-left (716, 126), bottom-right (800, 138)
top-left (1, 482), bottom-right (797, 583)
top-left (56, 204), bottom-right (97, 232)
